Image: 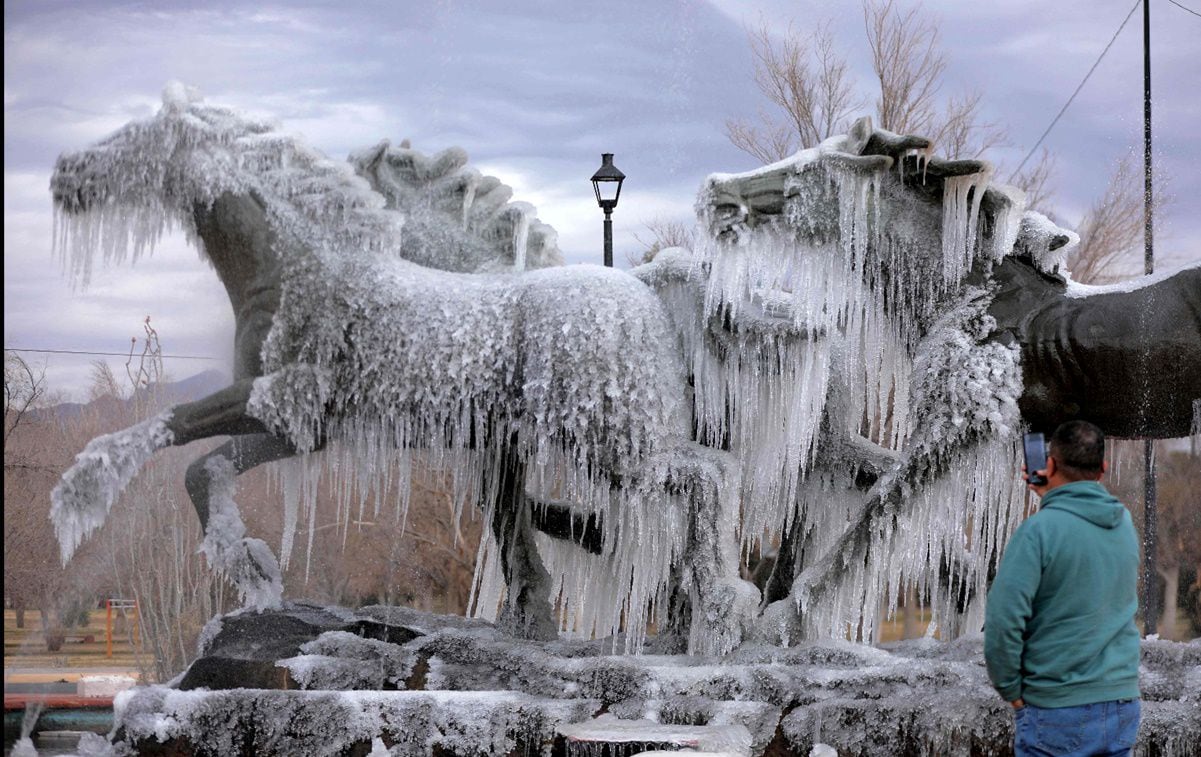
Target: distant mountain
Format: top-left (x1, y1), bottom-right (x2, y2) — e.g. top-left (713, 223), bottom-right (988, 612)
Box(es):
top-left (132, 369), bottom-right (230, 406)
top-left (34, 369), bottom-right (231, 423)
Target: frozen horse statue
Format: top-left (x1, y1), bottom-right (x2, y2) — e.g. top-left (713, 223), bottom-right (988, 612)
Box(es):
top-left (48, 84), bottom-right (1201, 657)
top-left (48, 83), bottom-right (715, 644)
top-left (632, 116), bottom-right (1201, 642)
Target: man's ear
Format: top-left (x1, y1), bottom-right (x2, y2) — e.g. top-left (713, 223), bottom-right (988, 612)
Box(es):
top-left (1045, 455), bottom-right (1057, 477)
top-left (1098, 459), bottom-right (1108, 480)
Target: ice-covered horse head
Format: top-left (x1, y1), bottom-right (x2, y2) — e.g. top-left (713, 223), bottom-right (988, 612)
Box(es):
top-left (48, 85), bottom-right (693, 637)
top-left (632, 116), bottom-right (1036, 641)
top-left (351, 140), bottom-right (562, 273)
top-left (52, 82), bottom-right (408, 379)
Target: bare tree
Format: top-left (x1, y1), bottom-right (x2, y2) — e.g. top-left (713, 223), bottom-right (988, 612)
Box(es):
top-left (3, 352), bottom-right (69, 630)
top-left (4, 353), bottom-right (49, 469)
top-left (863, 0), bottom-right (1005, 159)
top-left (1066, 154), bottom-right (1158, 284)
top-left (630, 217), bottom-right (699, 266)
top-left (1154, 450), bottom-right (1201, 639)
top-left (864, 0), bottom-right (943, 137)
top-left (1010, 148), bottom-right (1057, 214)
top-left (725, 21), bottom-right (860, 164)
top-left (727, 1), bottom-right (1004, 165)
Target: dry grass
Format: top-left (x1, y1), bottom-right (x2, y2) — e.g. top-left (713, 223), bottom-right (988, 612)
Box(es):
top-left (4, 609), bottom-right (146, 672)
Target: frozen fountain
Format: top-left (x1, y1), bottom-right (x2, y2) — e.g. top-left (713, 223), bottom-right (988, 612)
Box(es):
top-left (45, 85), bottom-right (1200, 755)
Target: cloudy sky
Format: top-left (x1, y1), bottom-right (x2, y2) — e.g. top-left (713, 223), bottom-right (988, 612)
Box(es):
top-left (5, 0), bottom-right (1199, 399)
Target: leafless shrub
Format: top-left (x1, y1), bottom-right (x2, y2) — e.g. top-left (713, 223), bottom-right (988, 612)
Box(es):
top-left (1067, 154), bottom-right (1169, 284)
top-left (629, 217), bottom-right (699, 266)
top-left (1010, 148), bottom-right (1058, 214)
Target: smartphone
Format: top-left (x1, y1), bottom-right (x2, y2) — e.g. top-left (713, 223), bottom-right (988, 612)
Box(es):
top-left (1023, 432), bottom-right (1048, 486)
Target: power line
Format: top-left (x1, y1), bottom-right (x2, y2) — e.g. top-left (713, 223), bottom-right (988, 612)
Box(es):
top-left (1166, 0), bottom-right (1201, 17)
top-left (5, 347), bottom-right (219, 361)
top-left (1008, 0), bottom-right (1141, 182)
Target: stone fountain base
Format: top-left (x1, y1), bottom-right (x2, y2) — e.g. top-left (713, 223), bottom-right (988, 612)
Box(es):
top-left (99, 603), bottom-right (1199, 756)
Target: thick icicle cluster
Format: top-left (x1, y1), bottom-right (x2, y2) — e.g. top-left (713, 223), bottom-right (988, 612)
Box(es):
top-left (245, 258), bottom-right (689, 594)
top-left (792, 295), bottom-right (1024, 642)
top-left (635, 124), bottom-right (1030, 644)
top-left (520, 442), bottom-right (754, 655)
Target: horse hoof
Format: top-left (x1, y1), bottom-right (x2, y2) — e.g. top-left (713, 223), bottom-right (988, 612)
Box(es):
top-left (238, 538), bottom-right (284, 610)
top-left (209, 537), bottom-right (283, 611)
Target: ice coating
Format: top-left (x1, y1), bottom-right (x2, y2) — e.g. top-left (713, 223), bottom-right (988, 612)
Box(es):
top-left (348, 141), bottom-right (562, 272)
top-left (1013, 210), bottom-right (1080, 273)
top-left (111, 687), bottom-right (602, 756)
top-left (558, 714), bottom-right (752, 755)
top-left (49, 86), bottom-right (1095, 653)
top-left (278, 630), bottom-right (418, 690)
top-left (49, 410), bottom-right (174, 565)
top-left (197, 456), bottom-right (284, 610)
top-left (100, 605), bottom-right (1200, 756)
top-left (1065, 259), bottom-right (1201, 298)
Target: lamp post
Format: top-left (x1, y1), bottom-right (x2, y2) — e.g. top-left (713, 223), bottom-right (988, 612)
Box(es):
top-left (590, 153), bottom-right (625, 267)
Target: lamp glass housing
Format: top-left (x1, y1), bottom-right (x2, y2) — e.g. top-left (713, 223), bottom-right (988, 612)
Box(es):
top-left (590, 153), bottom-right (625, 210)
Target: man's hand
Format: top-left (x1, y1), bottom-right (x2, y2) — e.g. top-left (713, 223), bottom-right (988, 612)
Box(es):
top-left (1011, 699), bottom-right (1025, 709)
top-left (1021, 465), bottom-right (1050, 498)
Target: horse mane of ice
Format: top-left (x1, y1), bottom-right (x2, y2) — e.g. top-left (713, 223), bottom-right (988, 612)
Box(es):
top-left (51, 84), bottom-right (405, 287)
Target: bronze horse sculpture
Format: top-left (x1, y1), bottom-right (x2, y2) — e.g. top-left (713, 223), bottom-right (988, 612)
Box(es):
top-left (49, 85), bottom-right (692, 644)
top-left (49, 85), bottom-right (1200, 652)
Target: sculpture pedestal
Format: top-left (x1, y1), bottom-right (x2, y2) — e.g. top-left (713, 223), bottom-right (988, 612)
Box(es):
top-left (101, 603), bottom-right (1198, 756)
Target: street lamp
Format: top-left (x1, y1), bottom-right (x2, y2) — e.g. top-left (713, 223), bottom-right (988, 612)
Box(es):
top-left (590, 153), bottom-right (625, 267)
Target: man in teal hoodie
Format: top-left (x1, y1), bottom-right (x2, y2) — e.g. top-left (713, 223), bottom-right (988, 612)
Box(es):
top-left (985, 420), bottom-right (1141, 756)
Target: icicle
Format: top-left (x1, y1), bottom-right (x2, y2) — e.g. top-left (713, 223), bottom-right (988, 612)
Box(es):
top-left (512, 207), bottom-right (530, 271)
top-left (988, 185), bottom-right (1026, 262)
top-left (1192, 399), bottom-right (1201, 457)
top-left (940, 170), bottom-right (992, 286)
top-left (460, 171), bottom-right (478, 230)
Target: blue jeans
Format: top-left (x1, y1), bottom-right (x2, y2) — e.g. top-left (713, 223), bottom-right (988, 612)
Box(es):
top-left (1014, 699), bottom-right (1140, 756)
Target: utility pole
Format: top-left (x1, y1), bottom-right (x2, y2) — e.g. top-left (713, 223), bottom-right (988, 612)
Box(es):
top-left (1141, 0), bottom-right (1159, 638)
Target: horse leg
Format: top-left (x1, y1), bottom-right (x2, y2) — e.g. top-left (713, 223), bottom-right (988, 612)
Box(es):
top-left (165, 378), bottom-right (270, 444)
top-left (491, 443), bottom-right (558, 641)
top-left (49, 378), bottom-right (274, 573)
top-left (185, 433), bottom-right (303, 611)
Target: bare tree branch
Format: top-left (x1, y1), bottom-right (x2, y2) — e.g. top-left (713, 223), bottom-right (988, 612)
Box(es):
top-left (630, 217), bottom-right (698, 266)
top-left (726, 20), bottom-right (859, 164)
top-left (1068, 154), bottom-right (1162, 284)
top-left (4, 353), bottom-right (47, 456)
top-left (864, 0), bottom-right (945, 137)
top-left (1010, 148), bottom-right (1057, 213)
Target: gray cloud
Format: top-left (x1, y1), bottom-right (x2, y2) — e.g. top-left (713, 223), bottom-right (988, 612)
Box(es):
top-left (4, 0), bottom-right (1198, 398)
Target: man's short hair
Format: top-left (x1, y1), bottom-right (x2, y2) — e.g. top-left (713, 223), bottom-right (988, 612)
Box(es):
top-left (1050, 420), bottom-right (1106, 481)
